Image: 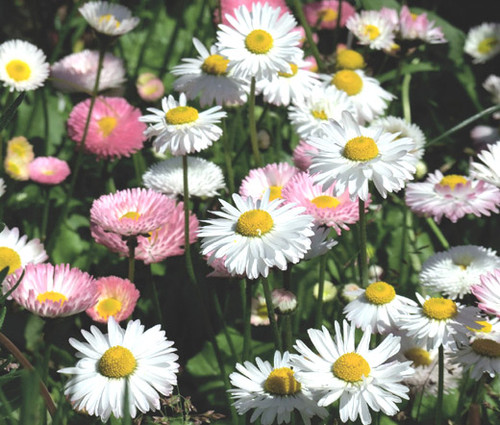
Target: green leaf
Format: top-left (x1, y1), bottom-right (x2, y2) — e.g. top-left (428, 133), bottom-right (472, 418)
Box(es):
top-left (361, 0), bottom-right (400, 10)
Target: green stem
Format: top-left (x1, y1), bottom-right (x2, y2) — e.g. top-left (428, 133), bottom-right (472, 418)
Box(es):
top-left (314, 254), bottom-right (327, 328)
top-left (262, 277), bottom-right (282, 352)
top-left (40, 186), bottom-right (51, 242)
top-left (435, 345), bottom-right (444, 425)
top-left (150, 271), bottom-right (164, 326)
top-left (358, 199), bottom-right (369, 287)
top-left (221, 118), bottom-right (235, 194)
top-left (40, 88), bottom-right (50, 155)
top-left (182, 155), bottom-right (197, 284)
top-left (425, 217), bottom-right (450, 250)
top-left (248, 77), bottom-right (262, 167)
top-left (126, 236), bottom-right (137, 283)
top-left (212, 287), bottom-right (237, 361)
top-left (242, 279), bottom-right (253, 361)
top-left (402, 71), bottom-right (412, 123)
top-left (283, 315), bottom-right (293, 352)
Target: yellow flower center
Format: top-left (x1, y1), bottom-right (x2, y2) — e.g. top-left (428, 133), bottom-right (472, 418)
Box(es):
top-left (264, 367), bottom-right (302, 395)
top-left (36, 291), bottom-right (68, 305)
top-left (96, 297), bottom-right (123, 320)
top-left (336, 50), bottom-right (365, 70)
top-left (422, 298), bottom-right (457, 321)
top-left (8, 137), bottom-right (33, 159)
top-left (478, 37), bottom-right (498, 54)
top-left (6, 59), bottom-right (31, 82)
top-left (245, 29), bottom-right (274, 54)
top-left (98, 346), bottom-right (137, 378)
top-left (471, 339), bottom-right (500, 357)
top-left (310, 195), bottom-right (340, 209)
top-left (120, 211), bottom-right (141, 221)
top-left (311, 109), bottom-right (328, 120)
top-left (165, 106), bottom-right (199, 125)
top-left (278, 63), bottom-right (299, 78)
top-left (256, 303), bottom-right (268, 320)
top-left (468, 320), bottom-right (493, 333)
top-left (333, 352), bottom-right (371, 382)
top-left (97, 116), bottom-right (118, 138)
top-left (5, 159), bottom-right (27, 180)
top-left (364, 281), bottom-right (396, 305)
top-left (410, 13), bottom-right (419, 21)
top-left (439, 175), bottom-right (467, 190)
top-left (319, 8), bottom-right (338, 23)
top-left (236, 210), bottom-right (274, 237)
top-left (268, 186), bottom-right (283, 201)
top-left (41, 169), bottom-right (55, 176)
top-left (98, 14), bottom-right (121, 28)
top-left (0, 247), bottom-right (22, 275)
top-left (404, 347), bottom-right (432, 367)
top-left (331, 70), bottom-right (363, 96)
top-left (343, 136), bottom-right (379, 161)
top-left (201, 54), bottom-right (229, 75)
top-left (363, 24), bottom-right (381, 40)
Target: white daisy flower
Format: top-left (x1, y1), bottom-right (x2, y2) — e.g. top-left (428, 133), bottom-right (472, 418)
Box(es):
top-left (0, 40), bottom-right (49, 92)
top-left (256, 57), bottom-right (321, 106)
top-left (419, 245), bottom-right (500, 300)
top-left (346, 10), bottom-right (397, 50)
top-left (140, 93), bottom-right (227, 156)
top-left (229, 351), bottom-right (328, 425)
top-left (483, 74), bottom-right (500, 104)
top-left (303, 224), bottom-right (338, 261)
top-left (59, 317), bottom-right (179, 422)
top-left (143, 156), bottom-right (226, 198)
top-left (309, 111), bottom-right (417, 202)
top-left (470, 141), bottom-right (500, 187)
top-left (216, 3), bottom-right (302, 80)
top-left (323, 69), bottom-right (395, 124)
top-left (464, 23), bottom-right (500, 64)
top-left (171, 38), bottom-right (249, 107)
top-left (292, 321), bottom-right (414, 425)
top-left (398, 293), bottom-right (481, 351)
top-left (199, 192), bottom-right (314, 280)
top-left (288, 86), bottom-right (358, 139)
top-left (344, 281), bottom-right (417, 334)
top-left (472, 269), bottom-right (500, 317)
top-left (79, 1), bottom-right (140, 36)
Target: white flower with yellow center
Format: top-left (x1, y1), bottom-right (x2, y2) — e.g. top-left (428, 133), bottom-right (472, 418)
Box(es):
top-left (199, 192), bottom-right (314, 280)
top-left (344, 281), bottom-right (417, 334)
top-left (464, 23), bottom-right (500, 64)
top-left (79, 1), bottom-right (139, 36)
top-left (59, 317), bottom-right (179, 422)
top-left (483, 74), bottom-right (500, 104)
top-left (292, 321), bottom-right (414, 425)
top-left (140, 93), bottom-right (227, 156)
top-left (172, 38), bottom-right (249, 107)
top-left (346, 10), bottom-right (397, 50)
top-left (216, 3), bottom-right (302, 80)
top-left (398, 293), bottom-right (481, 351)
top-left (0, 40), bottom-right (49, 92)
top-left (229, 351), bottom-right (328, 425)
top-left (288, 86), bottom-right (357, 139)
top-left (309, 111), bottom-right (416, 202)
top-left (470, 141), bottom-right (500, 187)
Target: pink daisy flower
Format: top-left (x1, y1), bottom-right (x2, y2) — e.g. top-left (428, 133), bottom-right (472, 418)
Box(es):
top-left (304, 56), bottom-right (318, 72)
top-left (206, 254), bottom-right (233, 278)
top-left (216, 0), bottom-right (290, 25)
top-left (86, 276), bottom-right (140, 323)
top-left (282, 172), bottom-right (363, 235)
top-left (67, 97), bottom-right (146, 159)
top-left (239, 162), bottom-right (300, 201)
top-left (471, 269), bottom-right (500, 317)
top-left (136, 72), bottom-right (165, 102)
top-left (293, 140), bottom-right (318, 171)
top-left (303, 0), bottom-right (356, 30)
top-left (5, 263), bottom-right (97, 318)
top-left (399, 6), bottom-right (446, 44)
top-left (90, 188), bottom-right (175, 237)
top-left (29, 156), bottom-right (70, 185)
top-left (405, 170), bottom-right (500, 223)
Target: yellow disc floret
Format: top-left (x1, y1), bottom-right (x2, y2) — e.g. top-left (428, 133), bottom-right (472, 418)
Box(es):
top-left (311, 195), bottom-right (340, 209)
top-left (6, 60), bottom-right (31, 82)
top-left (96, 297), bottom-right (123, 319)
top-left (245, 29), bottom-right (274, 54)
top-left (264, 367), bottom-right (302, 395)
top-left (336, 50), bottom-right (366, 70)
top-left (333, 352), bottom-right (371, 382)
top-left (120, 211), bottom-right (141, 221)
top-left (0, 247), bottom-right (22, 275)
top-left (365, 281), bottom-right (396, 305)
top-left (343, 136), bottom-right (379, 161)
top-left (236, 210), bottom-right (274, 237)
top-left (268, 186), bottom-right (283, 201)
top-left (98, 14), bottom-right (121, 28)
top-left (404, 347), bottom-right (432, 367)
top-left (278, 64), bottom-right (299, 78)
top-left (478, 37), bottom-right (498, 54)
top-left (363, 24), bottom-right (381, 40)
top-left (311, 109), bottom-right (328, 120)
top-left (471, 339), bottom-right (500, 357)
top-left (318, 8), bottom-right (338, 23)
top-left (201, 54), bottom-right (229, 75)
top-left (165, 106), bottom-right (199, 125)
top-left (98, 346), bottom-right (137, 378)
top-left (439, 175), bottom-right (467, 190)
top-left (422, 298), bottom-right (457, 320)
top-left (36, 291), bottom-right (68, 305)
top-left (331, 70), bottom-right (363, 96)
top-left (97, 116), bottom-right (118, 137)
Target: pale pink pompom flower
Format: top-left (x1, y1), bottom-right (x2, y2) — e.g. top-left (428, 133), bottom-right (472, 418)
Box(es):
top-left (303, 56), bottom-right (318, 72)
top-left (471, 269), bottom-right (500, 317)
top-left (67, 97), bottom-right (146, 159)
top-left (136, 72), bottom-right (165, 102)
top-left (293, 140), bottom-right (318, 171)
top-left (303, 0), bottom-right (356, 30)
top-left (29, 157), bottom-right (70, 185)
top-left (86, 276), bottom-right (140, 323)
top-left (5, 263), bottom-right (97, 318)
top-left (399, 6), bottom-right (446, 44)
top-left (216, 0), bottom-right (290, 25)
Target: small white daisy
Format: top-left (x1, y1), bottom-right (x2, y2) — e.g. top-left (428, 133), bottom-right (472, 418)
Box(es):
top-left (344, 280), bottom-right (417, 334)
top-left (59, 317), bottom-right (179, 422)
top-left (171, 38), bottom-right (249, 107)
top-left (229, 351), bottom-right (328, 425)
top-left (292, 321), bottom-right (414, 425)
top-left (464, 23), bottom-right (500, 64)
top-left (288, 86), bottom-right (358, 139)
top-left (483, 74), bottom-right (500, 104)
top-left (303, 224), bottom-right (338, 261)
top-left (309, 111), bottom-right (416, 201)
top-left (199, 192), bottom-right (314, 279)
top-left (143, 156), bottom-right (226, 198)
top-left (79, 1), bottom-right (140, 36)
top-left (140, 93), bottom-right (227, 156)
top-left (420, 245), bottom-right (500, 300)
top-left (0, 40), bottom-right (49, 92)
top-left (346, 10), bottom-right (397, 50)
top-left (398, 293), bottom-right (481, 351)
top-left (472, 269), bottom-right (500, 317)
top-left (216, 3), bottom-right (302, 80)
top-left (470, 141), bottom-right (500, 187)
